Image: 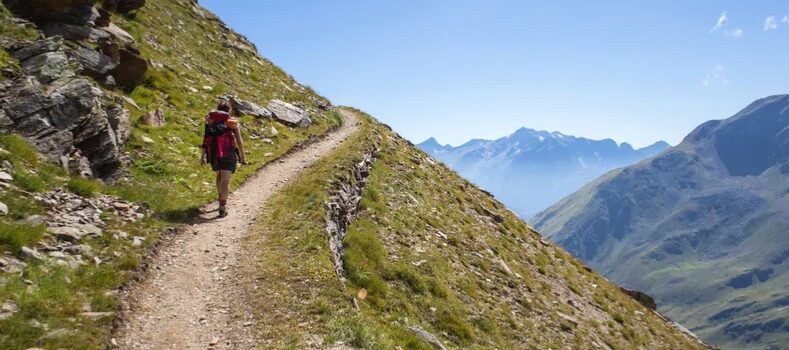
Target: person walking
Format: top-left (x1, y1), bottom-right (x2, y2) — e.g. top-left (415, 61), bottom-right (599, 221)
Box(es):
top-left (200, 100), bottom-right (246, 217)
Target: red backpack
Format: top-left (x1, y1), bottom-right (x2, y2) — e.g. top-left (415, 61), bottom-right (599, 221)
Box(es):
top-left (202, 111), bottom-right (237, 162)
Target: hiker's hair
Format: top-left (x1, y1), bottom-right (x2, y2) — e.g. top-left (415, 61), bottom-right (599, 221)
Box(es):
top-left (217, 100), bottom-right (232, 113)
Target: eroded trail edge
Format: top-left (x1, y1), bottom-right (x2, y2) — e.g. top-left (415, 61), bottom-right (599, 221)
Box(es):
top-left (114, 111), bottom-right (360, 350)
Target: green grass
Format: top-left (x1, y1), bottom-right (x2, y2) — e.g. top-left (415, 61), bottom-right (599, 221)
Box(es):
top-left (0, 223), bottom-right (45, 254)
top-left (66, 177), bottom-right (102, 198)
top-left (239, 109), bottom-right (709, 349)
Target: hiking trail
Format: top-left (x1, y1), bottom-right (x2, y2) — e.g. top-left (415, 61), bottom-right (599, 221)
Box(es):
top-left (114, 110), bottom-right (360, 349)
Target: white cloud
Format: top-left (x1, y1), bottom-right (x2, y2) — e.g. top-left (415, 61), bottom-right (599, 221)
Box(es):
top-left (703, 65), bottom-right (729, 87)
top-left (764, 16), bottom-right (778, 31)
top-left (782, 15), bottom-right (789, 24)
top-left (709, 11), bottom-right (744, 37)
top-left (710, 11), bottom-right (728, 33)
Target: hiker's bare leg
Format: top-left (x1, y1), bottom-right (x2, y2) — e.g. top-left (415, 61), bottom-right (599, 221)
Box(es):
top-left (215, 171), bottom-right (221, 201)
top-left (218, 170), bottom-right (232, 204)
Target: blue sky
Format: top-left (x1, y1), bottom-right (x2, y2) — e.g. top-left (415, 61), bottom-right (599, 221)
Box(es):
top-left (201, 1), bottom-right (789, 148)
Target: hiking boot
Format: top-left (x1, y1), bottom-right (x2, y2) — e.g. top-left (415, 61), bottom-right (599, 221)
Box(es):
top-left (218, 206), bottom-right (228, 218)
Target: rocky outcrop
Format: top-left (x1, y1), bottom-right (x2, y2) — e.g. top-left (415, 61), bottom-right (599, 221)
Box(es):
top-left (0, 0), bottom-right (151, 179)
top-left (1, 44), bottom-right (130, 179)
top-left (6, 0), bottom-right (148, 91)
top-left (325, 145), bottom-right (381, 283)
top-left (267, 99), bottom-right (312, 127)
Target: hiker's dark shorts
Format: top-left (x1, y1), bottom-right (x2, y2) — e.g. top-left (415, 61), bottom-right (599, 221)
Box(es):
top-left (211, 151), bottom-right (237, 173)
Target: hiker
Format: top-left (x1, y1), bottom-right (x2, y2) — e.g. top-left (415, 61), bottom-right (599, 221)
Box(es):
top-left (200, 100), bottom-right (247, 217)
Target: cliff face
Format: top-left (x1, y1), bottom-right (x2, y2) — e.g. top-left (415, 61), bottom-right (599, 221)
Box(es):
top-left (534, 95), bottom-right (789, 350)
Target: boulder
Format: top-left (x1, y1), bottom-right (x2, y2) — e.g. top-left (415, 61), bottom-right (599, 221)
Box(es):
top-left (100, 23), bottom-right (135, 46)
top-left (20, 51), bottom-right (74, 83)
top-left (71, 46), bottom-right (117, 77)
top-left (8, 0), bottom-right (94, 21)
top-left (138, 109), bottom-right (166, 127)
top-left (0, 201), bottom-right (8, 216)
top-left (109, 48), bottom-right (147, 90)
top-left (620, 287), bottom-right (657, 310)
top-left (42, 22), bottom-right (110, 42)
top-left (20, 246), bottom-right (46, 261)
top-left (11, 37), bottom-right (63, 62)
top-left (267, 99), bottom-right (311, 127)
top-left (224, 95), bottom-right (271, 118)
top-left (50, 226), bottom-right (83, 242)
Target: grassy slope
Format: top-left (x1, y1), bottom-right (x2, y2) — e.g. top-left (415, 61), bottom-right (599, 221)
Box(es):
top-left (0, 0), bottom-right (339, 348)
top-left (113, 0), bottom-right (341, 217)
top-left (244, 110), bottom-right (706, 349)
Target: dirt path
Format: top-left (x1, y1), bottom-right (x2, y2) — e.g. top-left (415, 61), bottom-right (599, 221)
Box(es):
top-left (114, 111), bottom-right (359, 349)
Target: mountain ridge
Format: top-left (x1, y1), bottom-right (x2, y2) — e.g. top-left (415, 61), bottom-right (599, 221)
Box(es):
top-left (533, 94), bottom-right (789, 350)
top-left (418, 127), bottom-right (670, 218)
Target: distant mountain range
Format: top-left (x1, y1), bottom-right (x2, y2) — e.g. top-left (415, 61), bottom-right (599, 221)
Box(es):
top-left (418, 129), bottom-right (669, 218)
top-left (533, 95), bottom-right (789, 350)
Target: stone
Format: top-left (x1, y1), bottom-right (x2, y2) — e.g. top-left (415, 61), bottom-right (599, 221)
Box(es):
top-left (141, 136), bottom-right (154, 144)
top-left (138, 109), bottom-right (166, 127)
top-left (0, 202), bottom-right (8, 216)
top-left (21, 52), bottom-right (74, 84)
top-left (106, 98), bottom-right (131, 144)
top-left (11, 37), bottom-right (63, 62)
top-left (132, 236), bottom-right (145, 247)
top-left (202, 85), bottom-right (213, 92)
top-left (620, 287), bottom-right (657, 310)
top-left (0, 300), bottom-right (18, 321)
top-left (82, 224), bottom-right (103, 237)
top-left (109, 48), bottom-right (147, 90)
top-left (100, 23), bottom-right (135, 45)
top-left (21, 215), bottom-right (46, 226)
top-left (20, 247), bottom-right (46, 261)
top-left (71, 45), bottom-right (117, 77)
top-left (42, 22), bottom-right (110, 42)
top-left (0, 171), bottom-right (12, 182)
top-left (80, 311), bottom-right (113, 319)
top-left (50, 226), bottom-right (83, 242)
top-left (0, 110), bottom-right (12, 129)
top-left (0, 255), bottom-right (27, 273)
top-left (269, 126), bottom-right (278, 136)
top-left (267, 99), bottom-right (311, 127)
top-left (224, 95), bottom-right (271, 118)
top-left (408, 326), bottom-right (447, 350)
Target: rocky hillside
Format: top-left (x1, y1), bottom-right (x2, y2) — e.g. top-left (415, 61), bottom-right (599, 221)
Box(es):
top-left (533, 95), bottom-right (789, 350)
top-left (418, 130), bottom-right (668, 218)
top-left (0, 0), bottom-right (339, 348)
top-left (240, 110), bottom-right (709, 349)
